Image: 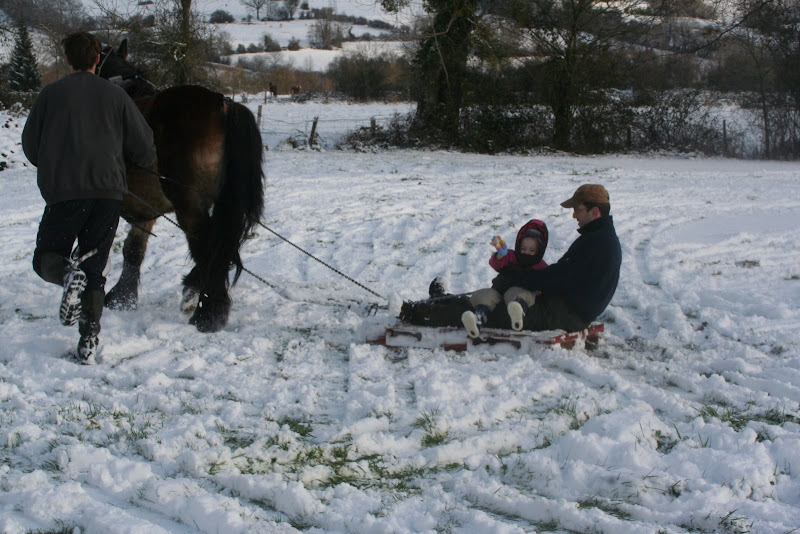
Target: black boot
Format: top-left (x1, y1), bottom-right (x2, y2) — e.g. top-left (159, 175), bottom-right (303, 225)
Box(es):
top-left (428, 277), bottom-right (450, 298)
top-left (76, 290), bottom-right (104, 364)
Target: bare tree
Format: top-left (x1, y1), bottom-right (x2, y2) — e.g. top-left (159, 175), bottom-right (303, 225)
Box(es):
top-left (509, 0), bottom-right (669, 150)
top-left (240, 0), bottom-right (268, 20)
top-left (91, 0), bottom-right (218, 87)
top-left (285, 0), bottom-right (300, 19)
top-left (308, 9), bottom-right (346, 49)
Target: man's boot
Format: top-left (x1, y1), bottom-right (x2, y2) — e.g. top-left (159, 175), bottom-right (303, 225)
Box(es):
top-left (60, 262), bottom-right (87, 326)
top-left (428, 276), bottom-right (450, 298)
top-left (76, 290), bottom-right (104, 364)
top-left (35, 251), bottom-right (86, 325)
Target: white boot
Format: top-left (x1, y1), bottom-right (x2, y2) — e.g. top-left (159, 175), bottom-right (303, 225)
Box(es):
top-left (461, 311), bottom-right (481, 338)
top-left (507, 301), bottom-right (526, 331)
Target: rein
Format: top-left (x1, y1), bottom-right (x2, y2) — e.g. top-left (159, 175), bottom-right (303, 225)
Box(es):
top-left (128, 164), bottom-right (387, 303)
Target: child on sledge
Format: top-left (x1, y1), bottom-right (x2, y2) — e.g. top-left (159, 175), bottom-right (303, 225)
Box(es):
top-left (461, 219), bottom-right (549, 337)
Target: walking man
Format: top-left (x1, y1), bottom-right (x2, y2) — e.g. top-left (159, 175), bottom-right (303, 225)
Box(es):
top-left (22, 31), bottom-right (156, 363)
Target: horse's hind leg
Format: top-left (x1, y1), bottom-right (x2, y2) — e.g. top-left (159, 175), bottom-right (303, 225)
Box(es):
top-left (173, 204), bottom-right (231, 333)
top-left (105, 220), bottom-right (155, 310)
top-left (187, 261), bottom-right (231, 333)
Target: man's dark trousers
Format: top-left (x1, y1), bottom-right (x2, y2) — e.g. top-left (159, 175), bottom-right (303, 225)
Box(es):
top-left (33, 199), bottom-right (121, 292)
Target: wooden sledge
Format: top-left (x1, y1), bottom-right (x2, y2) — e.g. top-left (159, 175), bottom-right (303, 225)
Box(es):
top-left (366, 322), bottom-right (604, 353)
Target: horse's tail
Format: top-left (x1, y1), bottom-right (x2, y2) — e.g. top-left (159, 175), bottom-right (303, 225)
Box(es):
top-left (208, 98), bottom-right (265, 286)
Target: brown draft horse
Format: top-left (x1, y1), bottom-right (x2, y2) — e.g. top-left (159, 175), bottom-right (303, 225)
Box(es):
top-left (97, 40), bottom-right (265, 332)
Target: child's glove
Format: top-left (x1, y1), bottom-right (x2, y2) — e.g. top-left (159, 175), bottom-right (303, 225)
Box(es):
top-left (491, 235), bottom-right (508, 258)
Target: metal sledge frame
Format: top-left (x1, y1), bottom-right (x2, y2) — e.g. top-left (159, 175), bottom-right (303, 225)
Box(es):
top-left (368, 322), bottom-right (605, 352)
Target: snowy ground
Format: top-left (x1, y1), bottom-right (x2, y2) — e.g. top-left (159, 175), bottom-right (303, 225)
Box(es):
top-left (1, 104), bottom-right (800, 534)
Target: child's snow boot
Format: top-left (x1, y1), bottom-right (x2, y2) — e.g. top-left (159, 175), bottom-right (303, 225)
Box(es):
top-left (507, 299), bottom-right (528, 331)
top-left (462, 304), bottom-right (489, 338)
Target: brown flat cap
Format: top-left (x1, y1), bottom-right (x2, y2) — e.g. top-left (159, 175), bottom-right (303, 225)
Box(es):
top-left (560, 184), bottom-right (610, 208)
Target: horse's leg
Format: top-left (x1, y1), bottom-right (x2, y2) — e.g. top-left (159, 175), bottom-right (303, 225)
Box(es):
top-left (171, 203), bottom-right (231, 333)
top-left (180, 99), bottom-right (264, 333)
top-left (150, 88), bottom-right (263, 333)
top-left (188, 265), bottom-right (231, 333)
top-left (105, 219), bottom-right (156, 310)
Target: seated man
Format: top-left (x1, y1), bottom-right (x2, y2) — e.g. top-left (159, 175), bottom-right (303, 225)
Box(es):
top-left (493, 183), bottom-right (621, 332)
top-left (399, 184), bottom-right (621, 333)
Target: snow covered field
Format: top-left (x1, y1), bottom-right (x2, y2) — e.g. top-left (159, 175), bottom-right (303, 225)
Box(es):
top-left (227, 41), bottom-right (410, 72)
top-left (1, 102), bottom-right (800, 533)
top-left (175, 0), bottom-right (417, 24)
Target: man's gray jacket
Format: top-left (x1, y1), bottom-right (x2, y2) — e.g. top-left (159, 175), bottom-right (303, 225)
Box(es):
top-left (22, 71), bottom-right (155, 205)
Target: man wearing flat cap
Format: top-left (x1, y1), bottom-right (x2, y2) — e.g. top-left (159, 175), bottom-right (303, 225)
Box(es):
top-left (493, 183), bottom-right (622, 332)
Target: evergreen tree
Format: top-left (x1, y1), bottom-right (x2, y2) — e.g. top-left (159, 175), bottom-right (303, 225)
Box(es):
top-left (8, 22), bottom-right (41, 93)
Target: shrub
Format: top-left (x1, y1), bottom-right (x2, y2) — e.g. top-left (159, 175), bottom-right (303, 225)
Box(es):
top-left (570, 93), bottom-right (636, 153)
top-left (263, 34), bottom-right (282, 52)
top-left (209, 10), bottom-right (235, 23)
top-left (457, 105), bottom-right (552, 153)
top-left (340, 112), bottom-right (417, 150)
top-left (287, 37), bottom-right (301, 51)
top-left (327, 49), bottom-right (412, 101)
top-left (630, 90), bottom-right (727, 155)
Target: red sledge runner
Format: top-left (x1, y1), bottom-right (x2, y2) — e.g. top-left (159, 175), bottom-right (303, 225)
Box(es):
top-left (365, 321), bottom-right (604, 353)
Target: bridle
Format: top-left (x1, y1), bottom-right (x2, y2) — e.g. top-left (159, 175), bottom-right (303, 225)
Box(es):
top-left (96, 47), bottom-right (157, 97)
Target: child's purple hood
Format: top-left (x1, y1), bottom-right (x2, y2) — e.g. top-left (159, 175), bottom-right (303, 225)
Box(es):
top-left (515, 219), bottom-right (549, 262)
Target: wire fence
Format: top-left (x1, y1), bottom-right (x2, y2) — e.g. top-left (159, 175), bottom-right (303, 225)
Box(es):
top-left (246, 97), bottom-right (412, 147)
top-left (258, 112), bottom-right (404, 146)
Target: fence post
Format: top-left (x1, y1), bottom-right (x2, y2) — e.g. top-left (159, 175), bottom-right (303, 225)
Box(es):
top-left (370, 117), bottom-right (376, 137)
top-left (309, 116), bottom-right (319, 146)
top-left (723, 120), bottom-right (727, 156)
top-left (257, 105), bottom-right (262, 129)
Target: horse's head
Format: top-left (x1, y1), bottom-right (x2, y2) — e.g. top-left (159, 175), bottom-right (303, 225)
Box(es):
top-left (98, 39), bottom-right (157, 99)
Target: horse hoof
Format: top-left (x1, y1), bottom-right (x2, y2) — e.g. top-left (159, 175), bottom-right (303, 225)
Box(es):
top-left (188, 293), bottom-right (230, 332)
top-left (189, 310), bottom-right (226, 332)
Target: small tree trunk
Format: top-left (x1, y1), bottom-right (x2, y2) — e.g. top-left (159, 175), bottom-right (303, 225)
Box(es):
top-left (177, 0), bottom-right (193, 84)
